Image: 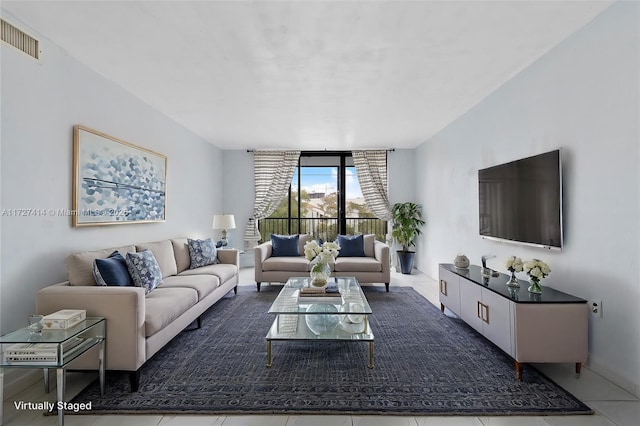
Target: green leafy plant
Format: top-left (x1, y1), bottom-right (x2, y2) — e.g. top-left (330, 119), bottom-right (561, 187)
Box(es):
top-left (391, 202), bottom-right (425, 252)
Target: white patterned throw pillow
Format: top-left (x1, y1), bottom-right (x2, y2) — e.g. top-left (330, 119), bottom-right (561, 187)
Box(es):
top-left (125, 249), bottom-right (162, 294)
top-left (187, 238), bottom-right (219, 269)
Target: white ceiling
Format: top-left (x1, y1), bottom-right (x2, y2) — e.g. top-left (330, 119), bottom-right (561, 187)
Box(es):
top-left (2, 1), bottom-right (612, 150)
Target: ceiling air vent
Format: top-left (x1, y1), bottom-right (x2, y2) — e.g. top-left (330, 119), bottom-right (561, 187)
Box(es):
top-left (1, 19), bottom-right (39, 59)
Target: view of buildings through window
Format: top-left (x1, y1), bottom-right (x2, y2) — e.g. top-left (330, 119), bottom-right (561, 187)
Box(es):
top-left (259, 156), bottom-right (387, 243)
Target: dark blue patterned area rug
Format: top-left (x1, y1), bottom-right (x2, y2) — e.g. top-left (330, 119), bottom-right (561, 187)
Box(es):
top-left (70, 285), bottom-right (592, 416)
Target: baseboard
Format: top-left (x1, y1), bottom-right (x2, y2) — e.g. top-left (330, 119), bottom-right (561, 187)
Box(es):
top-left (588, 358), bottom-right (640, 398)
top-left (2, 369), bottom-right (42, 401)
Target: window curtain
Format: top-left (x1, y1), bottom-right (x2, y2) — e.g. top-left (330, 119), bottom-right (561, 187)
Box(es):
top-left (352, 150), bottom-right (393, 221)
top-left (244, 150), bottom-right (301, 248)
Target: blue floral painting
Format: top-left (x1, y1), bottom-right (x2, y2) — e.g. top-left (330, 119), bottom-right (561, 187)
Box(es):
top-left (73, 126), bottom-right (167, 226)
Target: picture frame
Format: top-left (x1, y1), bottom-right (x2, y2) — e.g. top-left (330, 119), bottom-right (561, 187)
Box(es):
top-left (72, 125), bottom-right (167, 227)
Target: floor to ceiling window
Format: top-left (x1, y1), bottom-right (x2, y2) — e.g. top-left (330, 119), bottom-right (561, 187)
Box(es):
top-left (259, 152), bottom-right (387, 243)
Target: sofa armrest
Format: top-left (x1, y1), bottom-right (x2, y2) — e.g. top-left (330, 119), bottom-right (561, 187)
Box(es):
top-left (254, 242), bottom-right (273, 283)
top-left (217, 249), bottom-right (239, 267)
top-left (255, 242), bottom-right (273, 266)
top-left (36, 282), bottom-right (146, 371)
top-left (374, 241), bottom-right (391, 283)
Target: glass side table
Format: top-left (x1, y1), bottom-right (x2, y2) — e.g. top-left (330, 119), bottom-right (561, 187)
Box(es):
top-left (0, 317), bottom-right (105, 426)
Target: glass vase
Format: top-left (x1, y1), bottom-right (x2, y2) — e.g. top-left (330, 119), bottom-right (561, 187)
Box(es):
top-left (506, 271), bottom-right (520, 288)
top-left (310, 261), bottom-right (331, 288)
top-left (528, 278), bottom-right (543, 294)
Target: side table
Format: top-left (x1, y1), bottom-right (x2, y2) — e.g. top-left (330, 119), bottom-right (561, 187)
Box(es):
top-left (0, 317), bottom-right (106, 426)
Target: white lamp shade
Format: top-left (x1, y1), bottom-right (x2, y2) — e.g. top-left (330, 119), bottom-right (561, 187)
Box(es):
top-left (212, 214), bottom-right (236, 230)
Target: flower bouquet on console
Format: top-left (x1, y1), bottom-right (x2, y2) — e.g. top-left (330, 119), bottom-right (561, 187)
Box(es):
top-left (523, 259), bottom-right (550, 294)
top-left (505, 256), bottom-right (523, 288)
top-left (304, 240), bottom-right (341, 288)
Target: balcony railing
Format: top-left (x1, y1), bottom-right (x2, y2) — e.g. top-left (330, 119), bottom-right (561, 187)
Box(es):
top-left (258, 217), bottom-right (388, 243)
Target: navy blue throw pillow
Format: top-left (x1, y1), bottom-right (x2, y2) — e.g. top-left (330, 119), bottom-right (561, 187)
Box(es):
top-left (271, 234), bottom-right (300, 257)
top-left (337, 235), bottom-right (365, 257)
top-left (93, 251), bottom-right (132, 286)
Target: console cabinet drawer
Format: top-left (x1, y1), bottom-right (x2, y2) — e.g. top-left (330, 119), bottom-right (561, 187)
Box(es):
top-left (438, 267), bottom-right (461, 316)
top-left (457, 277), bottom-right (514, 356)
top-left (481, 288), bottom-right (514, 357)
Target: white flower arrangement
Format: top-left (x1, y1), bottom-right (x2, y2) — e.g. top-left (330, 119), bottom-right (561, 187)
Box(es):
top-left (304, 240), bottom-right (340, 262)
top-left (505, 256), bottom-right (524, 273)
top-left (524, 259), bottom-right (551, 281)
top-left (303, 240), bottom-right (321, 261)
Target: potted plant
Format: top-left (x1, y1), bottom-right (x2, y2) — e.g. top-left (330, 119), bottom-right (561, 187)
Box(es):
top-left (391, 202), bottom-right (425, 274)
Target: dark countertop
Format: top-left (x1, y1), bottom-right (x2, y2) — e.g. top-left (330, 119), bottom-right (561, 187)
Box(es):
top-left (440, 263), bottom-right (587, 304)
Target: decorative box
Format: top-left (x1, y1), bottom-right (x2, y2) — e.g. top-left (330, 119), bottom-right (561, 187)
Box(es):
top-left (42, 309), bottom-right (86, 329)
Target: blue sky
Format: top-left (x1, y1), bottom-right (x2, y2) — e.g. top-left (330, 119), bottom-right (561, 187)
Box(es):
top-left (290, 167), bottom-right (363, 199)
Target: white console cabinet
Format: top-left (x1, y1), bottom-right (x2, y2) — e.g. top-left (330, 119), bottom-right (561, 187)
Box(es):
top-left (439, 264), bottom-right (588, 380)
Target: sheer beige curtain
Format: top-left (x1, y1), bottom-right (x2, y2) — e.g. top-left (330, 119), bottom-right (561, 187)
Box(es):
top-left (244, 150), bottom-right (300, 248)
top-left (352, 150), bottom-right (392, 221)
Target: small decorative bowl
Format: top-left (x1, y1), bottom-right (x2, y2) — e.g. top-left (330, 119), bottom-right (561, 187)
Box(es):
top-left (27, 315), bottom-right (44, 334)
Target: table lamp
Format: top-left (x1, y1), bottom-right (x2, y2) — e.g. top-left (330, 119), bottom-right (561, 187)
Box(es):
top-left (213, 214), bottom-right (236, 248)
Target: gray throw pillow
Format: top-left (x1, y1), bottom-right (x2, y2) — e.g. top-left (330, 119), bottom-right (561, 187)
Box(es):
top-left (125, 250), bottom-right (162, 294)
top-left (187, 238), bottom-right (219, 269)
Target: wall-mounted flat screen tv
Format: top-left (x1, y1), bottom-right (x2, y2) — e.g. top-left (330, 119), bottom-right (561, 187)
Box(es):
top-left (478, 149), bottom-right (563, 250)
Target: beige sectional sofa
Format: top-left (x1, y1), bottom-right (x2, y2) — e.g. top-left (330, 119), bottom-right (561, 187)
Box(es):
top-left (36, 238), bottom-right (238, 391)
top-left (254, 234), bottom-right (390, 292)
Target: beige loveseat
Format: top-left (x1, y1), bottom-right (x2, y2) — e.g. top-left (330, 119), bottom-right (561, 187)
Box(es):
top-left (35, 238), bottom-right (238, 391)
top-left (254, 234), bottom-right (390, 292)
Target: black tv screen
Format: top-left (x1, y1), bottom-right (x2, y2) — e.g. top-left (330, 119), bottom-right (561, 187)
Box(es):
top-left (478, 150), bottom-right (563, 250)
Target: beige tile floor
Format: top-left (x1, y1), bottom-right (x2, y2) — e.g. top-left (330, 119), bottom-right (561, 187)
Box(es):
top-left (3, 268), bottom-right (638, 426)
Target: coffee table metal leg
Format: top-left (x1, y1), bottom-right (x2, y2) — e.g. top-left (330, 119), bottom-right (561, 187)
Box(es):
top-left (368, 342), bottom-right (374, 369)
top-left (56, 368), bottom-right (64, 426)
top-left (1, 368), bottom-right (4, 426)
top-left (266, 341), bottom-right (272, 368)
top-left (43, 368), bottom-right (49, 393)
top-left (98, 340), bottom-right (105, 396)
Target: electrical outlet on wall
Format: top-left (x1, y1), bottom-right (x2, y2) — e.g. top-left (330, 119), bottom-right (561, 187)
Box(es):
top-left (590, 300), bottom-right (602, 317)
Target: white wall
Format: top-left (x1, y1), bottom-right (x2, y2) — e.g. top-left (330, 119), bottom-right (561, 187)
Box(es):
top-left (388, 149), bottom-right (415, 205)
top-left (0, 14), bottom-right (224, 341)
top-left (414, 1), bottom-right (639, 395)
top-left (221, 150), bottom-right (255, 248)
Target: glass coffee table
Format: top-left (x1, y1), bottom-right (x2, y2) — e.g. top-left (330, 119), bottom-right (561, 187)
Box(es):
top-left (266, 276), bottom-right (374, 368)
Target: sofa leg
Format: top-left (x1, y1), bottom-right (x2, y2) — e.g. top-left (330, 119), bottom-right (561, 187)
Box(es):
top-left (234, 286), bottom-right (238, 294)
top-left (197, 316), bottom-right (203, 329)
top-left (256, 282), bottom-right (261, 292)
top-left (385, 283), bottom-right (390, 292)
top-left (129, 370), bottom-right (141, 392)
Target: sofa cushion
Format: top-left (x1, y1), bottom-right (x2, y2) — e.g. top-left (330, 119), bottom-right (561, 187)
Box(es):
top-left (337, 235), bottom-right (365, 257)
top-left (136, 240), bottom-right (178, 278)
top-left (271, 234), bottom-right (300, 257)
top-left (144, 287), bottom-right (198, 337)
top-left (160, 275), bottom-right (219, 300)
top-left (93, 251), bottom-right (131, 287)
top-left (126, 250), bottom-right (163, 294)
top-left (298, 234), bottom-right (312, 254)
top-left (363, 234), bottom-right (375, 258)
top-left (171, 238), bottom-right (191, 273)
top-left (263, 256), bottom-right (310, 272)
top-left (179, 263), bottom-right (238, 284)
top-left (187, 238), bottom-right (219, 269)
top-left (66, 244), bottom-right (136, 286)
top-left (334, 257), bottom-right (382, 273)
